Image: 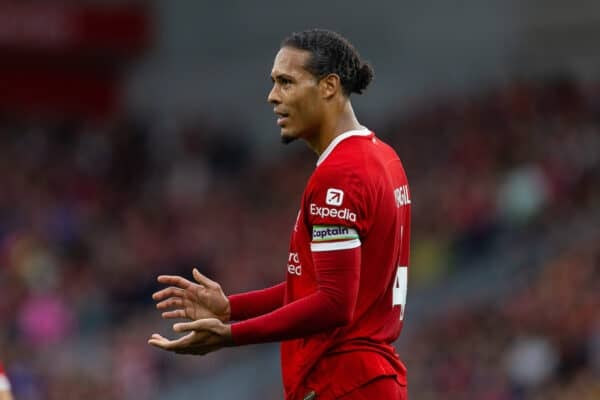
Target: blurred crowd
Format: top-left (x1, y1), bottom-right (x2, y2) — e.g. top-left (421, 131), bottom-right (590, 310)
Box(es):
top-left (0, 77), bottom-right (599, 399)
top-left (388, 78), bottom-right (599, 285)
top-left (395, 78), bottom-right (600, 399)
top-left (406, 241), bottom-right (600, 399)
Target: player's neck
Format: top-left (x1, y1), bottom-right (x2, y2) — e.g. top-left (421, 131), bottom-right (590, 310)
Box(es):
top-left (308, 102), bottom-right (362, 156)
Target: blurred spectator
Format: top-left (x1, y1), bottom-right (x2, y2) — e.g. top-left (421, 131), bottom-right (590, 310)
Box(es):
top-left (0, 361), bottom-right (14, 400)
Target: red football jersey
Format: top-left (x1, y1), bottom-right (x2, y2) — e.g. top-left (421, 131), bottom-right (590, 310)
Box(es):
top-left (281, 128), bottom-right (411, 398)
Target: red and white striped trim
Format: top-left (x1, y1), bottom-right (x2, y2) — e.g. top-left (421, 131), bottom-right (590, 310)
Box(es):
top-left (310, 238), bottom-right (361, 252)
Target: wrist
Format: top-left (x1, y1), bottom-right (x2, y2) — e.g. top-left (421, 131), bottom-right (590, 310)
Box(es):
top-left (224, 323), bottom-right (234, 346)
top-left (222, 301), bottom-right (231, 322)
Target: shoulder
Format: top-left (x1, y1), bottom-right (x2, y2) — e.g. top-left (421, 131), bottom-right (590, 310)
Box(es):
top-left (305, 138), bottom-right (374, 211)
top-left (309, 155), bottom-right (364, 197)
top-left (314, 135), bottom-right (374, 178)
top-left (316, 134), bottom-right (397, 185)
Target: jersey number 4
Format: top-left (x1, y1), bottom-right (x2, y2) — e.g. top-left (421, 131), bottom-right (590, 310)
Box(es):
top-left (393, 266), bottom-right (408, 320)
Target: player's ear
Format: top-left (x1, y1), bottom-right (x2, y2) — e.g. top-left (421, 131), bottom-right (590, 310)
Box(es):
top-left (319, 73), bottom-right (341, 99)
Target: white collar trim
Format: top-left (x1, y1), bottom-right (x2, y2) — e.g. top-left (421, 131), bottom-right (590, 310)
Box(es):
top-left (316, 127), bottom-right (371, 166)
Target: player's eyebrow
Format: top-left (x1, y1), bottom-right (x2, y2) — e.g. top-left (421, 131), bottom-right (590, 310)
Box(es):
top-left (271, 73), bottom-right (295, 83)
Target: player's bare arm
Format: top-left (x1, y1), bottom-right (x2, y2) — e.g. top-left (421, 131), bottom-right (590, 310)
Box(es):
top-left (152, 268), bottom-right (231, 322)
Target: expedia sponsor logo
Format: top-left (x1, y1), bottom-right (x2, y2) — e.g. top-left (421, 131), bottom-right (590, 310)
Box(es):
top-left (325, 188), bottom-right (344, 206)
top-left (312, 225), bottom-right (359, 242)
top-left (310, 203), bottom-right (357, 222)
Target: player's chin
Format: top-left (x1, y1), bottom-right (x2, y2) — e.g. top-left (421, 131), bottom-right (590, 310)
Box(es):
top-left (280, 130), bottom-right (298, 145)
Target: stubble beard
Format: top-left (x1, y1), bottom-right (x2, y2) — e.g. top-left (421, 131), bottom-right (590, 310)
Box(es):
top-left (281, 134), bottom-right (298, 145)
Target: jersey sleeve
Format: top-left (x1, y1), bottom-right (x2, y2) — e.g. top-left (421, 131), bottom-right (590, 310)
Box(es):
top-left (230, 246), bottom-right (361, 345)
top-left (305, 165), bottom-right (372, 251)
top-left (228, 282), bottom-right (286, 321)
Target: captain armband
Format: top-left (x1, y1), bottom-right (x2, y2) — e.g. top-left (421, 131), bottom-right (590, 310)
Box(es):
top-left (310, 225), bottom-right (361, 252)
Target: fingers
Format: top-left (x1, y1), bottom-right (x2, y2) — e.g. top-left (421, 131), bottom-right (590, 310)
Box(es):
top-left (148, 329), bottom-right (223, 355)
top-left (148, 332), bottom-right (193, 350)
top-left (192, 268), bottom-right (219, 289)
top-left (161, 309), bottom-right (186, 319)
top-left (173, 320), bottom-right (200, 333)
top-left (156, 296), bottom-right (183, 310)
top-left (156, 275), bottom-right (194, 290)
top-left (147, 333), bottom-right (170, 349)
top-left (173, 318), bottom-right (219, 333)
top-left (152, 286), bottom-right (185, 302)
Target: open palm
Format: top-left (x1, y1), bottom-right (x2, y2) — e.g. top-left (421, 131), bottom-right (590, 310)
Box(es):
top-left (153, 268), bottom-right (231, 322)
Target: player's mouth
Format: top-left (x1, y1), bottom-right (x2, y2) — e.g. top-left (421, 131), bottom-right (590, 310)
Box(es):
top-left (274, 110), bottom-right (290, 126)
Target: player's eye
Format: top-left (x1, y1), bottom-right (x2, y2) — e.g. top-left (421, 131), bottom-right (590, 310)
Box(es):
top-left (279, 77), bottom-right (292, 85)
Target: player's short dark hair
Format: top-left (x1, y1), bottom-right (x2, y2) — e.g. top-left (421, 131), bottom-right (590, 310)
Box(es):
top-left (281, 29), bottom-right (374, 96)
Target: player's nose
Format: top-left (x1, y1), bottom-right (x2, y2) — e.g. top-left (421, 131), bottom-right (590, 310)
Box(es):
top-left (267, 85), bottom-right (280, 105)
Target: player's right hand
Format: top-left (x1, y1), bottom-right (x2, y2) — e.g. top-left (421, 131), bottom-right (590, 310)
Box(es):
top-left (152, 268), bottom-right (231, 322)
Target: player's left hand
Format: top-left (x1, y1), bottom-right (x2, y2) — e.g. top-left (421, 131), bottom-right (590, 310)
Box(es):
top-left (147, 318), bottom-right (233, 355)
